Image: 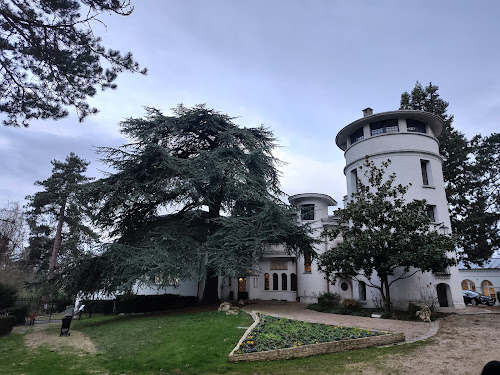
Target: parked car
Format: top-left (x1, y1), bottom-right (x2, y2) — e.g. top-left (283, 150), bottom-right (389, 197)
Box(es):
top-left (462, 290), bottom-right (496, 306)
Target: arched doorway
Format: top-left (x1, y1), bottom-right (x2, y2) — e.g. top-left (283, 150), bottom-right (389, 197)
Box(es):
top-left (436, 283), bottom-right (451, 307)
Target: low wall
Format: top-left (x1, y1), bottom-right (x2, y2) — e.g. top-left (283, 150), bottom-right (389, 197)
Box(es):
top-left (228, 311), bottom-right (405, 363)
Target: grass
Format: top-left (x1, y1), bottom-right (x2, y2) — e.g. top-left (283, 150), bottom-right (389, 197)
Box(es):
top-left (0, 327), bottom-right (104, 375)
top-left (0, 309), bottom-right (427, 374)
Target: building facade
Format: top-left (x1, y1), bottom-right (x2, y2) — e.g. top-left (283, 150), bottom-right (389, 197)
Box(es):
top-left (458, 257), bottom-right (500, 305)
top-left (137, 108), bottom-right (467, 310)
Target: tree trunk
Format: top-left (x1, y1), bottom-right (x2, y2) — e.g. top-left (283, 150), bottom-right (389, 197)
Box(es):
top-left (201, 266), bottom-right (220, 304)
top-left (382, 276), bottom-right (391, 313)
top-left (48, 200), bottom-right (66, 279)
top-left (201, 196), bottom-right (223, 304)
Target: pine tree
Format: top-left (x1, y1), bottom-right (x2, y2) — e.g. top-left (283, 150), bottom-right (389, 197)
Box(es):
top-left (0, 0), bottom-right (146, 127)
top-left (25, 153), bottom-right (97, 278)
top-left (67, 105), bottom-right (315, 302)
top-left (400, 82), bottom-right (499, 264)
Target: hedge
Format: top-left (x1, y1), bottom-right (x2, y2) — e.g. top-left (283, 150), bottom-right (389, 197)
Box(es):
top-left (0, 315), bottom-right (17, 336)
top-left (80, 294), bottom-right (198, 315)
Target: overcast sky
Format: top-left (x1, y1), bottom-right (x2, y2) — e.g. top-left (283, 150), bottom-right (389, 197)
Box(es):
top-left (1, 0), bottom-right (499, 209)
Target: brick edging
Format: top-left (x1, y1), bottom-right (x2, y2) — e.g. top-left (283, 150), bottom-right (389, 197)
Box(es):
top-left (228, 311), bottom-right (405, 362)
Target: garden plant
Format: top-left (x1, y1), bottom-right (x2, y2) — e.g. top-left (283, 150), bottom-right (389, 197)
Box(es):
top-left (236, 314), bottom-right (387, 354)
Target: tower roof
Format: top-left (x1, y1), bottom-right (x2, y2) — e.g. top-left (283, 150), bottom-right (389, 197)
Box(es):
top-left (335, 110), bottom-right (445, 151)
top-left (288, 193), bottom-right (337, 206)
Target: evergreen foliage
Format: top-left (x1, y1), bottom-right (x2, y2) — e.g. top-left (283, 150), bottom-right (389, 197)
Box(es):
top-left (67, 105), bottom-right (315, 302)
top-left (0, 282), bottom-right (17, 309)
top-left (319, 158), bottom-right (455, 313)
top-left (0, 0), bottom-right (146, 127)
top-left (25, 153), bottom-right (97, 277)
top-left (400, 82), bottom-right (499, 264)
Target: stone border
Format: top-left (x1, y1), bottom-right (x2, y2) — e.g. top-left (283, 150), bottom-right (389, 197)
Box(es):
top-left (228, 311), bottom-right (405, 362)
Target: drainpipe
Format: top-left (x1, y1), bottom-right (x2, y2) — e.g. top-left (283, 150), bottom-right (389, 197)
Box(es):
top-left (325, 228), bottom-right (330, 293)
top-left (296, 261), bottom-right (299, 302)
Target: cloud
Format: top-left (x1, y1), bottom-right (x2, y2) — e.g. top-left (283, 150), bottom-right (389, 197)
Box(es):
top-left (275, 148), bottom-right (347, 204)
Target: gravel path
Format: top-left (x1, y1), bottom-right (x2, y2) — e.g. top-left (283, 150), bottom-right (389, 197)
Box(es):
top-left (240, 300), bottom-right (500, 343)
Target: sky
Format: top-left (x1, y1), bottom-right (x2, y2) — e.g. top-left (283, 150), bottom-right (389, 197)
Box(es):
top-left (1, 0), bottom-right (499, 210)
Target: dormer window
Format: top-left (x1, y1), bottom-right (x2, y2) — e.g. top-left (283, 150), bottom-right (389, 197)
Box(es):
top-left (370, 119), bottom-right (399, 136)
top-left (350, 127), bottom-right (364, 144)
top-left (300, 204), bottom-right (315, 220)
top-left (407, 119), bottom-right (426, 133)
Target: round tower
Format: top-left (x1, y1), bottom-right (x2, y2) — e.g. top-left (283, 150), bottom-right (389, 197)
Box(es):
top-left (336, 108), bottom-right (465, 309)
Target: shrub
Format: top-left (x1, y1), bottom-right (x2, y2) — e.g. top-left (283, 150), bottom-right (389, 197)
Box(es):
top-left (0, 315), bottom-right (17, 336)
top-left (0, 283), bottom-right (18, 310)
top-left (317, 292), bottom-right (341, 308)
top-left (497, 292), bottom-right (500, 303)
top-left (407, 302), bottom-right (422, 316)
top-left (307, 303), bottom-right (327, 312)
top-left (381, 311), bottom-right (393, 319)
top-left (341, 298), bottom-right (360, 312)
top-left (0, 306), bottom-right (28, 325)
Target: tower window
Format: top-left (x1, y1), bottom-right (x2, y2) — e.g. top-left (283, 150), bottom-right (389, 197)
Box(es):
top-left (351, 169), bottom-right (358, 193)
top-left (407, 119), bottom-right (426, 133)
top-left (350, 127), bottom-right (364, 144)
top-left (300, 204), bottom-right (315, 220)
top-left (370, 119), bottom-right (399, 136)
top-left (421, 160), bottom-right (432, 186)
top-left (426, 205), bottom-right (437, 222)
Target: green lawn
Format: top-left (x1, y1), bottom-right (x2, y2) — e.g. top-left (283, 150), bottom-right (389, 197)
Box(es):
top-left (0, 310), bottom-right (425, 375)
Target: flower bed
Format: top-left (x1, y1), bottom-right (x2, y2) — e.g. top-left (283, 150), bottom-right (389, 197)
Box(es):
top-left (229, 313), bottom-right (405, 362)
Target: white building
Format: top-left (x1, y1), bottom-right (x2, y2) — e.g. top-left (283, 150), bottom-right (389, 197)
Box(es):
top-left (458, 257), bottom-right (500, 304)
top-left (137, 108), bottom-right (467, 310)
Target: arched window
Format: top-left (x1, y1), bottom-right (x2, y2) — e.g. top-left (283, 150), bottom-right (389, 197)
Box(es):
top-left (272, 273), bottom-right (278, 290)
top-left (482, 280), bottom-right (494, 297)
top-left (358, 281), bottom-right (366, 301)
top-left (461, 279), bottom-right (475, 291)
top-left (290, 273), bottom-right (297, 291)
top-left (264, 273), bottom-right (269, 290)
top-left (281, 273), bottom-right (287, 291)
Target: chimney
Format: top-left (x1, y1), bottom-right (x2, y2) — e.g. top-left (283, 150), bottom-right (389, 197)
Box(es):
top-left (362, 107), bottom-right (373, 117)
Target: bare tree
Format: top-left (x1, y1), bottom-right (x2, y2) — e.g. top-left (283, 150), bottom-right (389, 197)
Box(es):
top-left (0, 201), bottom-right (26, 268)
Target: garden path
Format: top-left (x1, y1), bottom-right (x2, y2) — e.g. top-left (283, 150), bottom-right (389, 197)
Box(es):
top-left (240, 300), bottom-right (500, 343)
